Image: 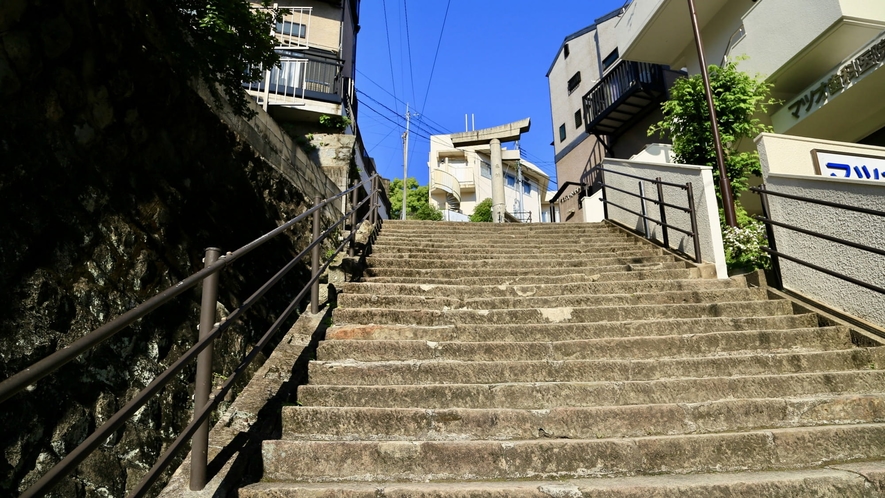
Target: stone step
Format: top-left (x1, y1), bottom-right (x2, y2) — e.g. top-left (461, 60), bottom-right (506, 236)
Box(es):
top-left (280, 394), bottom-right (885, 441)
top-left (378, 221), bottom-right (613, 233)
top-left (338, 277), bottom-right (748, 299)
top-left (258, 424), bottom-right (885, 482)
top-left (307, 348), bottom-right (885, 386)
top-left (241, 463), bottom-right (885, 498)
top-left (338, 287), bottom-right (768, 311)
top-left (325, 313), bottom-right (821, 342)
top-left (371, 236), bottom-right (636, 249)
top-left (364, 262), bottom-right (689, 280)
top-left (367, 252), bottom-right (670, 270)
top-left (363, 267), bottom-right (701, 285)
top-left (316, 327), bottom-right (852, 363)
top-left (296, 370), bottom-right (885, 409)
top-left (331, 300), bottom-right (794, 327)
top-left (370, 241), bottom-right (645, 256)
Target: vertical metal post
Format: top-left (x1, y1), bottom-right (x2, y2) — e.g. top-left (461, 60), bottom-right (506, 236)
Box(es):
top-left (311, 196), bottom-right (321, 314)
top-left (656, 178), bottom-right (670, 249)
top-left (370, 176), bottom-right (378, 226)
top-left (600, 166), bottom-right (609, 221)
top-left (190, 247), bottom-right (220, 491)
top-left (685, 183), bottom-right (703, 264)
top-left (757, 184), bottom-right (783, 289)
top-left (349, 181), bottom-right (358, 257)
top-left (638, 181), bottom-right (650, 238)
top-left (686, 0), bottom-right (737, 227)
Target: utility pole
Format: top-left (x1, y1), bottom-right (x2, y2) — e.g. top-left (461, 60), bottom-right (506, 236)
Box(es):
top-left (401, 102), bottom-right (410, 220)
top-left (686, 0), bottom-right (737, 227)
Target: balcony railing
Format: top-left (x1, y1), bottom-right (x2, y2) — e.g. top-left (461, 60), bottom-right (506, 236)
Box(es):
top-left (582, 60), bottom-right (670, 136)
top-left (244, 56), bottom-right (342, 109)
top-left (430, 169), bottom-right (462, 205)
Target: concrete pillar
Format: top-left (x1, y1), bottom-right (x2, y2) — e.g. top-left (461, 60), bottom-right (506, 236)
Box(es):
top-left (490, 138), bottom-right (505, 223)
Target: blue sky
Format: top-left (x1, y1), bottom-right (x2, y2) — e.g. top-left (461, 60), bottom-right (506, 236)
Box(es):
top-left (355, 0), bottom-right (628, 190)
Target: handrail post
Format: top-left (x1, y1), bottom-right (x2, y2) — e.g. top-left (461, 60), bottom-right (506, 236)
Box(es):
top-left (349, 180), bottom-right (358, 257)
top-left (190, 247), bottom-right (220, 491)
top-left (311, 196), bottom-right (321, 314)
top-left (656, 178), bottom-right (670, 249)
top-left (638, 181), bottom-right (650, 238)
top-left (370, 175), bottom-right (378, 226)
top-left (685, 182), bottom-right (703, 264)
top-left (757, 184), bottom-right (783, 289)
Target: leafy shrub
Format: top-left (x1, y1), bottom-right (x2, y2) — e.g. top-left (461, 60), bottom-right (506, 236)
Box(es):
top-left (470, 198), bottom-right (493, 222)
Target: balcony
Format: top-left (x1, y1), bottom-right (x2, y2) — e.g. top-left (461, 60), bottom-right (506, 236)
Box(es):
top-left (244, 56), bottom-right (342, 109)
top-left (582, 60), bottom-right (671, 137)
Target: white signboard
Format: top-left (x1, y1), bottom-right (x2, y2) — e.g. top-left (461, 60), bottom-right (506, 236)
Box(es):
top-left (812, 150), bottom-right (885, 182)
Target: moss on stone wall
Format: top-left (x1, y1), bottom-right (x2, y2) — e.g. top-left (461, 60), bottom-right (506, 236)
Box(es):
top-left (0, 1), bottom-right (325, 496)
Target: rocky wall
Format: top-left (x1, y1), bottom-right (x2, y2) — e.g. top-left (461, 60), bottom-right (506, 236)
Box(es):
top-left (0, 1), bottom-right (336, 496)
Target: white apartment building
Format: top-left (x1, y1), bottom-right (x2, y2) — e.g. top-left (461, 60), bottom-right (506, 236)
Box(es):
top-left (428, 135), bottom-right (551, 223)
top-left (617, 0), bottom-right (885, 147)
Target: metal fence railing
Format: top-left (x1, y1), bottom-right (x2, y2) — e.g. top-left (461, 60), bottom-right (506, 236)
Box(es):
top-left (0, 175), bottom-right (383, 498)
top-left (752, 184), bottom-right (885, 295)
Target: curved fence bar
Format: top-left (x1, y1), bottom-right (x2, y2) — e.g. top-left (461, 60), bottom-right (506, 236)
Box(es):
top-left (3, 174), bottom-right (382, 498)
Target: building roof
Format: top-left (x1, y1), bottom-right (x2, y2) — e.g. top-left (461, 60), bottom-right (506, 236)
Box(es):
top-left (545, 2), bottom-right (632, 77)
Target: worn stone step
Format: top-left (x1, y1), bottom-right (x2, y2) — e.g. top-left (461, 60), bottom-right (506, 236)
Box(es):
top-left (367, 254), bottom-right (675, 271)
top-left (325, 313), bottom-right (822, 342)
top-left (317, 327), bottom-right (852, 363)
top-left (281, 395), bottom-right (885, 441)
top-left (331, 300), bottom-right (794, 327)
top-left (339, 278), bottom-right (748, 299)
top-left (258, 424), bottom-right (885, 482)
top-left (362, 267), bottom-right (702, 285)
top-left (307, 348), bottom-right (885, 386)
top-left (370, 241), bottom-right (645, 256)
top-left (371, 236), bottom-right (636, 250)
top-left (296, 370), bottom-right (885, 409)
top-left (364, 262), bottom-right (689, 280)
top-left (338, 287), bottom-right (768, 311)
top-left (368, 249), bottom-right (665, 267)
top-left (240, 463), bottom-right (885, 498)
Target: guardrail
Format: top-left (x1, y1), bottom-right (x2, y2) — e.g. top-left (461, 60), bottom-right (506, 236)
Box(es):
top-left (752, 184), bottom-right (885, 295)
top-left (595, 165), bottom-right (703, 263)
top-left (0, 175), bottom-right (383, 498)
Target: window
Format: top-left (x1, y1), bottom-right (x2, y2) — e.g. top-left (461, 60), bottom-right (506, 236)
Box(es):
top-left (480, 161), bottom-right (491, 179)
top-left (275, 21), bottom-right (307, 38)
top-left (602, 49), bottom-right (619, 71)
top-left (559, 124), bottom-right (566, 143)
top-left (563, 43), bottom-right (570, 59)
top-left (574, 109), bottom-right (582, 129)
top-left (506, 174), bottom-right (516, 188)
top-left (567, 71), bottom-right (582, 94)
top-left (523, 181), bottom-right (532, 195)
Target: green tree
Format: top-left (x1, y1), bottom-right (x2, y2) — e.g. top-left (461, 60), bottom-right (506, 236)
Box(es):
top-left (389, 178), bottom-right (442, 220)
top-left (470, 198), bottom-right (493, 222)
top-left (648, 61), bottom-right (779, 208)
top-left (140, 0), bottom-right (287, 118)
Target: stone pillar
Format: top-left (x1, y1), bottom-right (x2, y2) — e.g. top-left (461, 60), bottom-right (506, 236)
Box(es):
top-left (490, 138), bottom-right (505, 223)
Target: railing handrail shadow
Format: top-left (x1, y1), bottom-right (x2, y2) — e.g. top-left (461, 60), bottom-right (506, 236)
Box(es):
top-left (752, 184), bottom-right (885, 296)
top-left (0, 175), bottom-right (384, 498)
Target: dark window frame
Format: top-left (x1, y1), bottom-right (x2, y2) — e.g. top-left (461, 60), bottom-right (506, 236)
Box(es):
top-left (567, 71), bottom-right (582, 95)
top-left (559, 124), bottom-right (566, 142)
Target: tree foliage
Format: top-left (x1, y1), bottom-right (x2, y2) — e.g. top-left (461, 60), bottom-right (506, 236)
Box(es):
top-left (648, 61), bottom-right (778, 204)
top-left (137, 0), bottom-right (286, 118)
top-left (389, 178), bottom-right (442, 221)
top-left (470, 198), bottom-right (493, 222)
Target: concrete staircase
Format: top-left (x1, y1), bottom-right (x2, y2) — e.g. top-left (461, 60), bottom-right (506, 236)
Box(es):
top-left (241, 220), bottom-right (885, 497)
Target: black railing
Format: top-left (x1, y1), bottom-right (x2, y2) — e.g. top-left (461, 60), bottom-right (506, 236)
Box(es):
top-left (573, 165), bottom-right (702, 263)
top-left (752, 184), bottom-right (885, 295)
top-left (583, 60), bottom-right (666, 131)
top-left (0, 175), bottom-right (383, 498)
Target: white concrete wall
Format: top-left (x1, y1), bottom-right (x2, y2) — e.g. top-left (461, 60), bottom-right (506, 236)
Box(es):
top-left (602, 158), bottom-right (727, 278)
top-left (763, 173), bottom-right (885, 327)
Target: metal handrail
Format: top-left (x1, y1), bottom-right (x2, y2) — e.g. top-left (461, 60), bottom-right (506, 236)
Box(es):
top-left (593, 165), bottom-right (703, 263)
top-left (0, 174), bottom-right (383, 498)
top-left (751, 184), bottom-right (885, 295)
